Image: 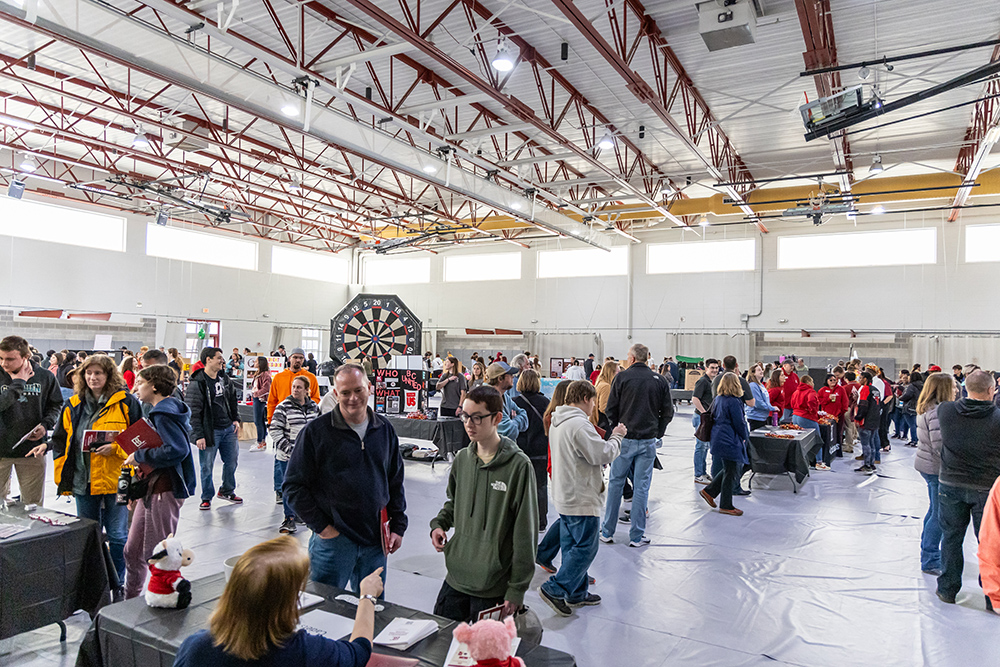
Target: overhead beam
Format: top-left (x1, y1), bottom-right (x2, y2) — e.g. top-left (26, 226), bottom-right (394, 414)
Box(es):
top-left (950, 40), bottom-right (1000, 221)
top-left (313, 42), bottom-right (416, 71)
top-left (549, 0), bottom-right (763, 231)
top-left (794, 0), bottom-right (854, 197)
top-left (398, 92), bottom-right (493, 115)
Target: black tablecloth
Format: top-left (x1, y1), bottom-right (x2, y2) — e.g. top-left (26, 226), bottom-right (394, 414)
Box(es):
top-left (387, 415), bottom-right (437, 441)
top-left (77, 573), bottom-right (575, 667)
top-left (386, 417), bottom-right (470, 459)
top-left (747, 426), bottom-right (818, 491)
top-left (672, 389), bottom-right (693, 402)
top-left (0, 506), bottom-right (111, 640)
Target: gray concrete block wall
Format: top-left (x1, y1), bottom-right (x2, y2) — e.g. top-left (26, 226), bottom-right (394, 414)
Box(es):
top-left (1, 309), bottom-right (157, 352)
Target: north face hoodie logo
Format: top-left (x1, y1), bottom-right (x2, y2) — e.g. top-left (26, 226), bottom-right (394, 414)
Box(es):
top-left (491, 480), bottom-right (507, 492)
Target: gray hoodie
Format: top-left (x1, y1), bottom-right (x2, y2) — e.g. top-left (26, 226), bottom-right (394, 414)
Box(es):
top-left (548, 405), bottom-right (622, 517)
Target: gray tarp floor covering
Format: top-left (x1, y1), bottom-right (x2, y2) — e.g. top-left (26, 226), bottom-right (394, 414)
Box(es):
top-left (2, 403), bottom-right (996, 666)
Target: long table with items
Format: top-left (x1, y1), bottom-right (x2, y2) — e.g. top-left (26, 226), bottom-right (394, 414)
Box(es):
top-left (746, 425), bottom-right (819, 493)
top-left (76, 573), bottom-right (576, 667)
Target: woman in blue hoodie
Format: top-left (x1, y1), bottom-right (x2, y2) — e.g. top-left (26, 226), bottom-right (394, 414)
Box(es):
top-left (123, 364), bottom-right (197, 600)
top-left (699, 373), bottom-right (750, 516)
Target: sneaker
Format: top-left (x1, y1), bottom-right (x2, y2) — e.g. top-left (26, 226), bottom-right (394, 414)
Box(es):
top-left (275, 491), bottom-right (283, 504)
top-left (249, 442), bottom-right (267, 452)
top-left (279, 517), bottom-right (297, 534)
top-left (882, 445), bottom-right (891, 452)
top-left (732, 488), bottom-right (751, 496)
top-left (699, 489), bottom-right (717, 508)
top-left (588, 576), bottom-right (596, 586)
top-left (855, 455), bottom-right (864, 460)
top-left (199, 500), bottom-right (211, 510)
top-left (866, 466), bottom-right (877, 476)
top-left (618, 514), bottom-right (630, 524)
top-left (217, 491), bottom-right (243, 504)
top-left (936, 590), bottom-right (956, 604)
top-left (538, 586), bottom-right (572, 617)
top-left (719, 507), bottom-right (744, 517)
top-left (854, 465), bottom-right (868, 473)
top-left (922, 568), bottom-right (943, 577)
top-left (536, 561), bottom-right (556, 574)
top-left (694, 474), bottom-right (713, 485)
top-left (599, 534), bottom-right (613, 544)
top-left (628, 536), bottom-right (651, 548)
top-left (814, 462), bottom-right (831, 471)
top-left (568, 593), bottom-right (601, 608)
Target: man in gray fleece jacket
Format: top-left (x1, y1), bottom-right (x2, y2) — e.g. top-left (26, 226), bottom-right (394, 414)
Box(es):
top-left (538, 380), bottom-right (625, 616)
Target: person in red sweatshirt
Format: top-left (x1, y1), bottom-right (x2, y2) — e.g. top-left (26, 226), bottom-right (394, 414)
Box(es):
top-left (780, 359), bottom-right (799, 423)
top-left (818, 374), bottom-right (849, 461)
top-left (792, 375), bottom-right (828, 470)
top-left (767, 370), bottom-right (784, 426)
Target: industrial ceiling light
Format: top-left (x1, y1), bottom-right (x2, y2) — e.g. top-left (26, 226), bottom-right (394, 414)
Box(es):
top-left (871, 205), bottom-right (886, 215)
top-left (597, 131), bottom-right (614, 150)
top-left (699, 214), bottom-right (710, 227)
top-left (858, 65), bottom-right (871, 80)
top-left (18, 155), bottom-right (38, 172)
top-left (491, 39), bottom-right (516, 72)
top-left (869, 154), bottom-right (883, 174)
top-left (131, 130), bottom-right (150, 149)
top-left (281, 100), bottom-right (300, 117)
top-left (422, 164), bottom-right (438, 174)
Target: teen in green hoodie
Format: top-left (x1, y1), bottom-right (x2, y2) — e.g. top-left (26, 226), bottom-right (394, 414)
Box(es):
top-left (430, 385), bottom-right (538, 623)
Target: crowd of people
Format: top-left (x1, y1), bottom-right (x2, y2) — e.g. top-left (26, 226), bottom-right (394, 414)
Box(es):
top-left (4, 333), bottom-right (1000, 666)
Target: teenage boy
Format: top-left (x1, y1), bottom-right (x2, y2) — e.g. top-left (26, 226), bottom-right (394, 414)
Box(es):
top-left (270, 376), bottom-right (319, 534)
top-left (853, 371), bottom-right (882, 475)
top-left (2, 335), bottom-right (63, 508)
top-left (429, 385), bottom-right (538, 623)
top-left (185, 347), bottom-right (242, 510)
top-left (691, 359), bottom-right (720, 485)
top-left (538, 380), bottom-right (625, 616)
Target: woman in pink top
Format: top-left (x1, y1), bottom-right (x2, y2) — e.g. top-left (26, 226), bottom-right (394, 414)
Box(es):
top-left (250, 356), bottom-right (272, 451)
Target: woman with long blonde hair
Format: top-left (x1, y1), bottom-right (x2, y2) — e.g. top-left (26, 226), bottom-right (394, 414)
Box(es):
top-left (914, 372), bottom-right (958, 576)
top-left (174, 536), bottom-right (381, 666)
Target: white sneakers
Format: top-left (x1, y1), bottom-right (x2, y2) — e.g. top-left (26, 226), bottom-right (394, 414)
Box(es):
top-left (694, 474), bottom-right (713, 485)
top-left (249, 442), bottom-right (267, 452)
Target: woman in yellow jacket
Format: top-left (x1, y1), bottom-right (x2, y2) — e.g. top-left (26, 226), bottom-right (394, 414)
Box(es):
top-left (51, 354), bottom-right (141, 593)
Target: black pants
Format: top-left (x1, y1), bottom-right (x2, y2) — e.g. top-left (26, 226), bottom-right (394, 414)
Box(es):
top-left (433, 580), bottom-right (504, 623)
top-left (878, 406), bottom-right (892, 449)
top-left (704, 458), bottom-right (739, 510)
top-left (817, 424), bottom-right (835, 465)
top-left (937, 483), bottom-right (989, 600)
top-left (530, 458), bottom-right (548, 531)
top-left (748, 419), bottom-right (767, 432)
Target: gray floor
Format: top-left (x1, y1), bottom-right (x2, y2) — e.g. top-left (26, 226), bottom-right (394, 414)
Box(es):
top-left (3, 404), bottom-right (998, 666)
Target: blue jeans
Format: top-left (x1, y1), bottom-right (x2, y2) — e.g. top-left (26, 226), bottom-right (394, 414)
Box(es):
top-left (692, 413), bottom-right (709, 477)
top-left (252, 397), bottom-right (268, 443)
top-left (273, 458), bottom-right (296, 519)
top-left (904, 414), bottom-right (918, 445)
top-left (602, 438), bottom-right (656, 543)
top-left (781, 408), bottom-right (793, 424)
top-left (892, 409), bottom-right (907, 438)
top-left (540, 515), bottom-right (599, 604)
top-left (937, 483), bottom-right (989, 600)
top-left (537, 518), bottom-right (562, 567)
top-left (308, 532), bottom-right (387, 595)
top-left (919, 472), bottom-right (943, 571)
top-left (792, 416), bottom-right (821, 464)
top-left (76, 493), bottom-right (128, 585)
top-left (859, 429), bottom-right (878, 468)
top-left (199, 426), bottom-right (239, 501)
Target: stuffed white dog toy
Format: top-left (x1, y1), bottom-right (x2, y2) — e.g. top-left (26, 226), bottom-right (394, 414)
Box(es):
top-left (144, 534), bottom-right (194, 609)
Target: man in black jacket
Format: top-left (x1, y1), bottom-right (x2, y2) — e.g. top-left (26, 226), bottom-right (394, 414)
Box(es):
top-left (935, 370), bottom-right (1000, 604)
top-left (185, 347), bottom-right (242, 510)
top-left (1, 336), bottom-right (64, 507)
top-left (599, 343), bottom-right (673, 548)
top-left (284, 364), bottom-right (406, 595)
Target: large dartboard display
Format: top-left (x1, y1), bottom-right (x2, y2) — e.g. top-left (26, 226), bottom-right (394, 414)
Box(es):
top-left (330, 294), bottom-right (421, 366)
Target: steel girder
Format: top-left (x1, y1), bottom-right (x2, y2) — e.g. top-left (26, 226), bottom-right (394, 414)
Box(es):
top-left (794, 0), bottom-right (854, 198)
top-left (548, 0), bottom-right (764, 231)
top-left (118, 0), bottom-right (611, 247)
top-left (949, 41), bottom-right (1000, 221)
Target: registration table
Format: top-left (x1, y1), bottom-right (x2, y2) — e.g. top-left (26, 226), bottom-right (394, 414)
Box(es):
top-left (76, 573), bottom-right (576, 667)
top-left (387, 416), bottom-right (470, 459)
top-left (0, 506), bottom-right (111, 641)
top-left (747, 426), bottom-right (819, 493)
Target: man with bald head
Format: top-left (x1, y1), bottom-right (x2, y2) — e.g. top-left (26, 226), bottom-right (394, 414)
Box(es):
top-left (935, 370), bottom-right (1000, 605)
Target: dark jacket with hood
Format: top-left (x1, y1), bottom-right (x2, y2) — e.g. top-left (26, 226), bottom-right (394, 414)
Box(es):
top-left (429, 437), bottom-right (538, 605)
top-left (513, 390), bottom-right (550, 460)
top-left (184, 368), bottom-right (239, 448)
top-left (854, 383), bottom-right (882, 431)
top-left (938, 398), bottom-right (1000, 490)
top-left (605, 363), bottom-right (674, 440)
top-left (133, 397), bottom-right (197, 500)
top-left (900, 379), bottom-right (923, 415)
top-left (283, 406), bottom-right (407, 547)
top-left (0, 361), bottom-right (64, 459)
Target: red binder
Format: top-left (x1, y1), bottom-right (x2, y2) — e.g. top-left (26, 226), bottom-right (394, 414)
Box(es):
top-left (114, 419), bottom-right (163, 476)
top-left (380, 507), bottom-right (391, 556)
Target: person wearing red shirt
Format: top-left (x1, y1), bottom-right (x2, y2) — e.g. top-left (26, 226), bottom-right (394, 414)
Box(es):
top-left (818, 374), bottom-right (849, 460)
top-left (780, 359), bottom-right (799, 423)
top-left (767, 370), bottom-right (784, 426)
top-left (792, 375), bottom-right (828, 470)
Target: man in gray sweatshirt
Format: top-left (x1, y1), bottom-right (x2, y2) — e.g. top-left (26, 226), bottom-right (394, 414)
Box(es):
top-left (538, 380), bottom-right (625, 617)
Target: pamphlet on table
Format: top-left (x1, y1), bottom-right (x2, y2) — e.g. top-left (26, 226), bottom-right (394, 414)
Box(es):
top-left (372, 617), bottom-right (439, 650)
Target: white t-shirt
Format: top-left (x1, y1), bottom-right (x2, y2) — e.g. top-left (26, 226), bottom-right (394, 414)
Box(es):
top-left (432, 357), bottom-right (444, 371)
top-left (565, 365), bottom-right (586, 381)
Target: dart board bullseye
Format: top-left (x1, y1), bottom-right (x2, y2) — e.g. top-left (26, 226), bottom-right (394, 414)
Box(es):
top-left (330, 294), bottom-right (422, 369)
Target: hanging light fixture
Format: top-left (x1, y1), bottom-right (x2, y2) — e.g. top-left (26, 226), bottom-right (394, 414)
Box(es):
top-left (131, 129), bottom-right (150, 149)
top-left (869, 154), bottom-right (883, 174)
top-left (281, 99), bottom-right (300, 117)
top-left (597, 131), bottom-right (614, 150)
top-left (491, 39), bottom-right (516, 72)
top-left (699, 214), bottom-right (710, 227)
top-left (18, 154), bottom-right (38, 172)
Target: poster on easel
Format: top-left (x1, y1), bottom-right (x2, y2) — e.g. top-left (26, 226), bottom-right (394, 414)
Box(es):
top-left (242, 356), bottom-right (285, 406)
top-left (374, 367), bottom-right (428, 415)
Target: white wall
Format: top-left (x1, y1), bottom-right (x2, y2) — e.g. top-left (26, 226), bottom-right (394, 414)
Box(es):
top-left (0, 194), bottom-right (350, 354)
